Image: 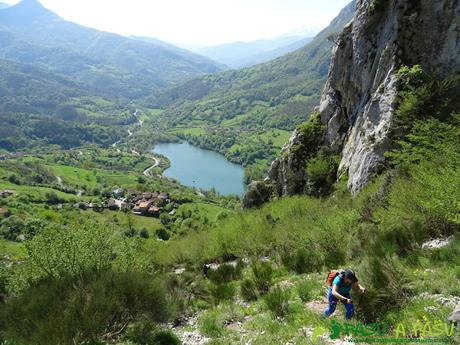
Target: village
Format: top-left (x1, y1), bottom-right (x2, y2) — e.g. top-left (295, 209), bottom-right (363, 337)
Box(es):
top-left (0, 188), bottom-right (177, 219)
top-left (75, 188), bottom-right (177, 218)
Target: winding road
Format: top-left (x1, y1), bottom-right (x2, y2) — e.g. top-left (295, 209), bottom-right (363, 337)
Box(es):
top-left (143, 157), bottom-right (160, 177)
top-left (109, 109), bottom-right (162, 177)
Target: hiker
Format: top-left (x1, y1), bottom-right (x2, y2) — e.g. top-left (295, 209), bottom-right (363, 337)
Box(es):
top-left (324, 269), bottom-right (366, 320)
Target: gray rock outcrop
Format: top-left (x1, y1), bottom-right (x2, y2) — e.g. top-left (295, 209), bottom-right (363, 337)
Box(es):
top-left (248, 0), bottom-right (460, 205)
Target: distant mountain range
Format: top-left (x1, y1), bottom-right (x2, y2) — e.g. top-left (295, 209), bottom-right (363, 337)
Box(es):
top-left (149, 1), bottom-right (356, 130)
top-left (0, 0), bottom-right (224, 99)
top-left (196, 35), bottom-right (314, 68)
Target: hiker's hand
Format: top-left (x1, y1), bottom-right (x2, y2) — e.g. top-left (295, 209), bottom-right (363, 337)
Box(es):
top-left (346, 298), bottom-right (353, 304)
top-left (360, 287), bottom-right (367, 294)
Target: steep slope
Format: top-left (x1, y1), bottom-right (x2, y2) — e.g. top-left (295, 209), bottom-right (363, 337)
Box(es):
top-left (0, 58), bottom-right (86, 114)
top-left (196, 35), bottom-right (312, 68)
top-left (261, 0), bottom-right (460, 202)
top-left (0, 0), bottom-right (223, 98)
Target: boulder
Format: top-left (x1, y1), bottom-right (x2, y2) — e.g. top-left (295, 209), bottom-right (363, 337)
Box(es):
top-left (242, 181), bottom-right (273, 209)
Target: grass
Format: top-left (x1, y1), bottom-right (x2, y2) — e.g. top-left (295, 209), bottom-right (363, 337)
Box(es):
top-left (0, 180), bottom-right (89, 202)
top-left (177, 202), bottom-right (231, 222)
top-left (0, 238), bottom-right (25, 259)
top-left (171, 127), bottom-right (207, 136)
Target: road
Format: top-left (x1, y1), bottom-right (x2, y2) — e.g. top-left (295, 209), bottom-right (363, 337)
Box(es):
top-left (143, 157), bottom-right (160, 177)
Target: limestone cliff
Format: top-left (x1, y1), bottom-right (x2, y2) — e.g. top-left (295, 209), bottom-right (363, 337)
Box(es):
top-left (246, 0), bottom-right (460, 206)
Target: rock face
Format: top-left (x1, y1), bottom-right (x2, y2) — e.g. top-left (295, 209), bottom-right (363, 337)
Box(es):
top-left (254, 0), bottom-right (460, 203)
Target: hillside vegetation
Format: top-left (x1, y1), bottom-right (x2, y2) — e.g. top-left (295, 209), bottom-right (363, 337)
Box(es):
top-left (0, 65), bottom-right (459, 344)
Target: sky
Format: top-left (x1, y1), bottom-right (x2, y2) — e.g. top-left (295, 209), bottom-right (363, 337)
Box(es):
top-left (4, 0), bottom-right (351, 48)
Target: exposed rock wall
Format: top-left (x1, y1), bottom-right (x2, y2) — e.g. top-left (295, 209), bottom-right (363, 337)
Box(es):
top-left (262, 0), bottom-right (460, 201)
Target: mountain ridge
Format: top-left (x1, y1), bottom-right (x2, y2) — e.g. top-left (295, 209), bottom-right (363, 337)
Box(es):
top-left (0, 0), bottom-right (224, 98)
top-left (196, 35), bottom-right (314, 68)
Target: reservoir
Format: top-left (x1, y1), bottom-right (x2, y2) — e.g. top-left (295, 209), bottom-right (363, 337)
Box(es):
top-left (152, 142), bottom-right (245, 196)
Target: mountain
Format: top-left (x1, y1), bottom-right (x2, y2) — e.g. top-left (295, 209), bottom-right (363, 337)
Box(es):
top-left (149, 1), bottom-right (355, 130)
top-left (196, 35), bottom-right (313, 68)
top-left (0, 0), bottom-right (224, 98)
top-left (0, 58), bottom-right (86, 115)
top-left (245, 0), bottom-right (460, 206)
top-left (0, 58), bottom-right (129, 151)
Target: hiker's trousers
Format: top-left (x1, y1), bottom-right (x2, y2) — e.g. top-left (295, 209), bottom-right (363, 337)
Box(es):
top-left (324, 291), bottom-right (354, 319)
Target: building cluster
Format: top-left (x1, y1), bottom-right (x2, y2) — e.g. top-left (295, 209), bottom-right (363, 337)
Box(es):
top-left (77, 188), bottom-right (175, 217)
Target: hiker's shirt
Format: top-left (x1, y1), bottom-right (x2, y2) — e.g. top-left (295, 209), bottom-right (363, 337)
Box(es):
top-left (329, 275), bottom-right (353, 296)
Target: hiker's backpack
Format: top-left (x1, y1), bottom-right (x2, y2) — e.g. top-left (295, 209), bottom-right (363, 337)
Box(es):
top-left (326, 269), bottom-right (345, 287)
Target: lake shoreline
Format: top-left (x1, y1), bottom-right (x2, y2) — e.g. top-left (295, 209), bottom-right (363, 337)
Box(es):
top-left (152, 142), bottom-right (245, 196)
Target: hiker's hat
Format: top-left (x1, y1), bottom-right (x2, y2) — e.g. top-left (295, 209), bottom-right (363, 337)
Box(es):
top-left (344, 269), bottom-right (358, 283)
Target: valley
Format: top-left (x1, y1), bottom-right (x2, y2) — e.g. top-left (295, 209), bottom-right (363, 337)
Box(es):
top-left (0, 0), bottom-right (459, 344)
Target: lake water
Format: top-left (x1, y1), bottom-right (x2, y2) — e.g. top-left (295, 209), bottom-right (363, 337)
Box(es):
top-left (152, 142), bottom-right (245, 196)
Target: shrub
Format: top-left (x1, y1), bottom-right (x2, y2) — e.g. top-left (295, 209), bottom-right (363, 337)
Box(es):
top-left (208, 263), bottom-right (243, 284)
top-left (0, 271), bottom-right (173, 345)
top-left (124, 321), bottom-right (181, 345)
top-left (0, 216), bottom-right (24, 241)
top-left (139, 228), bottom-right (150, 239)
top-left (252, 262), bottom-right (274, 294)
top-left (297, 280), bottom-right (318, 303)
top-left (282, 247), bottom-right (324, 274)
top-left (295, 112), bottom-right (325, 162)
top-left (394, 66), bottom-right (459, 132)
top-left (240, 278), bottom-right (258, 302)
top-left (209, 283), bottom-right (235, 305)
top-left (123, 228), bottom-right (138, 238)
top-left (199, 310), bottom-right (224, 338)
top-left (124, 321), bottom-right (157, 344)
top-left (305, 151), bottom-right (339, 197)
top-left (355, 255), bottom-right (410, 323)
top-left (156, 228), bottom-right (170, 241)
top-left (45, 191), bottom-right (62, 204)
top-left (264, 287), bottom-right (291, 318)
top-left (151, 330), bottom-right (181, 345)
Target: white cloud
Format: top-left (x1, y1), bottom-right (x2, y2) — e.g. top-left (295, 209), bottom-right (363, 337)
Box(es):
top-left (3, 0), bottom-right (351, 46)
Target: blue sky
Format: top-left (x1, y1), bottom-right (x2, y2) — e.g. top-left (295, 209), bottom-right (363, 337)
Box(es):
top-left (4, 0), bottom-right (351, 47)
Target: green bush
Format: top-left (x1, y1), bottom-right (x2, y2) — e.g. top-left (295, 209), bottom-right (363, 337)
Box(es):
top-left (139, 228), bottom-right (150, 239)
top-left (282, 247), bottom-right (324, 274)
top-left (240, 278), bottom-right (258, 302)
top-left (394, 66), bottom-right (460, 132)
top-left (252, 262), bottom-right (274, 294)
top-left (209, 283), bottom-right (235, 305)
top-left (264, 287), bottom-right (291, 318)
top-left (124, 321), bottom-right (181, 345)
top-left (297, 280), bottom-right (318, 303)
top-left (208, 262), bottom-right (243, 284)
top-left (305, 151), bottom-right (339, 197)
top-left (355, 255), bottom-right (410, 323)
top-left (0, 271), bottom-right (173, 345)
top-left (151, 330), bottom-right (181, 345)
top-left (199, 310), bottom-right (224, 338)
